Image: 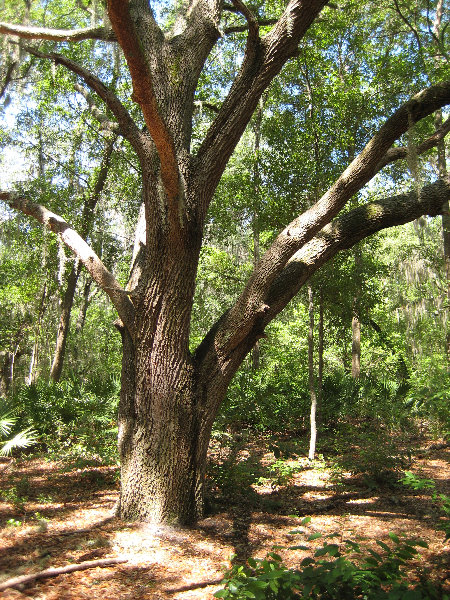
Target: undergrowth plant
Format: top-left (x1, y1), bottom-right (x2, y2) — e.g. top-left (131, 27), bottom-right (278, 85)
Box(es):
top-left (0, 398), bottom-right (37, 456)
top-left (401, 471), bottom-right (450, 540)
top-left (215, 518), bottom-right (446, 600)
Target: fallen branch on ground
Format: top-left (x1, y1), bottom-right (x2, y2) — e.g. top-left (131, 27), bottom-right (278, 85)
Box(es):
top-left (0, 558), bottom-right (128, 591)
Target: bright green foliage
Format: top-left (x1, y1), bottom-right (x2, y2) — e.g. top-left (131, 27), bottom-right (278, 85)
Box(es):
top-left (215, 527), bottom-right (444, 599)
top-left (10, 377), bottom-right (119, 463)
top-left (0, 398), bottom-right (38, 456)
top-left (401, 472), bottom-right (450, 540)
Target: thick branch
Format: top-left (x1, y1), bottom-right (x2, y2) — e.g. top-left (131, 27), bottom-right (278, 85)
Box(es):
top-left (0, 192), bottom-right (136, 338)
top-left (377, 116), bottom-right (450, 169)
top-left (213, 81), bottom-right (450, 357)
top-left (267, 177), bottom-right (450, 316)
top-left (196, 0), bottom-right (328, 204)
top-left (196, 178), bottom-right (450, 389)
top-left (230, 0), bottom-right (259, 42)
top-left (106, 0), bottom-right (180, 206)
top-left (0, 21), bottom-right (115, 42)
top-left (22, 45), bottom-right (142, 151)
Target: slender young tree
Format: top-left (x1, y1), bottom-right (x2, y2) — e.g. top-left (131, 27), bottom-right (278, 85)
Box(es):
top-left (50, 136), bottom-right (116, 382)
top-left (1, 0), bottom-right (450, 524)
top-left (307, 285), bottom-right (317, 460)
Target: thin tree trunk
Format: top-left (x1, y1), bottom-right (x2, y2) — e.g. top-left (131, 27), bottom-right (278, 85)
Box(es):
top-left (0, 352), bottom-right (13, 396)
top-left (351, 309), bottom-right (361, 378)
top-left (50, 137), bottom-right (115, 381)
top-left (318, 289), bottom-right (324, 422)
top-left (27, 283), bottom-right (47, 385)
top-left (252, 97), bottom-right (263, 370)
top-left (351, 247), bottom-right (362, 378)
top-left (308, 285), bottom-right (317, 460)
top-left (50, 262), bottom-right (81, 381)
top-left (76, 278), bottom-right (92, 332)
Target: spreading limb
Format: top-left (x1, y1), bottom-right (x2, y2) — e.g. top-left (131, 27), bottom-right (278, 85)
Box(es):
top-left (0, 192), bottom-right (136, 338)
top-left (0, 21), bottom-right (115, 42)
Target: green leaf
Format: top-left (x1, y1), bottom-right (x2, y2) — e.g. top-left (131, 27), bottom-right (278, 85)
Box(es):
top-left (301, 516), bottom-right (312, 525)
top-left (308, 533), bottom-right (322, 541)
top-left (289, 545), bottom-right (309, 550)
top-left (213, 590), bottom-right (229, 598)
top-left (267, 552), bottom-right (282, 562)
top-left (412, 540), bottom-right (428, 548)
top-left (345, 540), bottom-right (362, 552)
top-left (376, 540), bottom-right (391, 552)
top-left (228, 582), bottom-right (240, 594)
top-left (367, 549), bottom-right (382, 561)
top-left (388, 532), bottom-right (400, 544)
top-left (0, 428), bottom-right (38, 456)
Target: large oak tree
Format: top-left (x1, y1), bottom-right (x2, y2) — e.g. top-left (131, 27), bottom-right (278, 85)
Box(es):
top-left (1, 0), bottom-right (449, 524)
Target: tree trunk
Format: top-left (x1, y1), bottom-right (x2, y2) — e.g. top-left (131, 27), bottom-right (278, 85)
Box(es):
top-left (116, 323), bottom-right (223, 524)
top-left (317, 289), bottom-right (324, 422)
top-left (252, 98), bottom-right (263, 371)
top-left (351, 307), bottom-right (361, 378)
top-left (308, 285), bottom-right (317, 461)
top-left (0, 352), bottom-right (13, 396)
top-left (27, 283), bottom-right (47, 385)
top-left (433, 0), bottom-right (449, 366)
top-left (50, 262), bottom-right (81, 382)
top-left (76, 277), bottom-right (92, 332)
top-left (116, 174), bottom-right (219, 524)
top-left (351, 247), bottom-right (362, 378)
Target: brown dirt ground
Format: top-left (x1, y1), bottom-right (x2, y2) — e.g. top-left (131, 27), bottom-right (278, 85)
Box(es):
top-left (0, 438), bottom-right (448, 600)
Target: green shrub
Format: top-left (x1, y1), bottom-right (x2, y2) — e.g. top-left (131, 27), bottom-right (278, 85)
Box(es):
top-left (401, 471), bottom-right (450, 540)
top-left (10, 376), bottom-right (119, 463)
top-left (329, 427), bottom-right (410, 489)
top-left (215, 523), bottom-right (445, 599)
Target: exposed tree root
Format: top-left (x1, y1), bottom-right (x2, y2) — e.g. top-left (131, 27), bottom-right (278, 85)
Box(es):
top-left (0, 558), bottom-right (128, 591)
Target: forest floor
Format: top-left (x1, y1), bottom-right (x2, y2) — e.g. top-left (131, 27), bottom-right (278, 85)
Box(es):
top-left (0, 433), bottom-right (448, 599)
